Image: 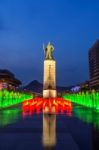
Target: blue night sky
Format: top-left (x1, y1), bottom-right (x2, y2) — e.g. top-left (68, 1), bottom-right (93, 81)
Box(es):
top-left (0, 0), bottom-right (99, 86)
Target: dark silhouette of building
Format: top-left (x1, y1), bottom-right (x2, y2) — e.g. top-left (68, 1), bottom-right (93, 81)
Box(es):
top-left (0, 69), bottom-right (21, 90)
top-left (79, 81), bottom-right (90, 91)
top-left (89, 40), bottom-right (99, 89)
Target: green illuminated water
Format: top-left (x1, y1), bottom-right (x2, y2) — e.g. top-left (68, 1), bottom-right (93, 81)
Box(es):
top-left (63, 91), bottom-right (99, 110)
top-left (0, 108), bottom-right (22, 127)
top-left (0, 90), bottom-right (33, 109)
top-left (73, 105), bottom-right (99, 129)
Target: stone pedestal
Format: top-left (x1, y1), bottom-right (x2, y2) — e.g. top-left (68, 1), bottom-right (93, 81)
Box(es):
top-left (43, 60), bottom-right (57, 98)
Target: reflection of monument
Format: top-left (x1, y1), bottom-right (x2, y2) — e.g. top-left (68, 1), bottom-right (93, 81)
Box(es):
top-left (42, 114), bottom-right (56, 149)
top-left (43, 42), bottom-right (57, 98)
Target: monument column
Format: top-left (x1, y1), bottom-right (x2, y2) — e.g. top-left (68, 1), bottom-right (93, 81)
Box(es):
top-left (43, 42), bottom-right (57, 98)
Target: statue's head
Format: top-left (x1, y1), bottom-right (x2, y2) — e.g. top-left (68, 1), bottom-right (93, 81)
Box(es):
top-left (47, 42), bottom-right (54, 50)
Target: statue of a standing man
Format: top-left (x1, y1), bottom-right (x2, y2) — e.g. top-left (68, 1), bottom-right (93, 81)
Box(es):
top-left (43, 42), bottom-right (54, 60)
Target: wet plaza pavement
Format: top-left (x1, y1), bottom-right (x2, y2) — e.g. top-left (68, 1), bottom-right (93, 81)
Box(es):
top-left (0, 103), bottom-right (99, 150)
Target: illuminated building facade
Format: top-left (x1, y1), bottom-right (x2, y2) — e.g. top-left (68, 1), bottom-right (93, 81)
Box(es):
top-left (0, 69), bottom-right (21, 90)
top-left (89, 40), bottom-right (99, 89)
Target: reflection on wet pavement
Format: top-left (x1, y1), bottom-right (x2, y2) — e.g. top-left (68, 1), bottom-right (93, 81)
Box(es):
top-left (0, 102), bottom-right (99, 150)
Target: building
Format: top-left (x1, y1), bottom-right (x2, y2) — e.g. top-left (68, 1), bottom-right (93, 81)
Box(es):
top-left (89, 40), bottom-right (99, 89)
top-left (0, 69), bottom-right (21, 90)
top-left (79, 81), bottom-right (90, 91)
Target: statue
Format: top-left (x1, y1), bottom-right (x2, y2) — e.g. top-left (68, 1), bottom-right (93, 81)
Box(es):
top-left (43, 42), bottom-right (54, 60)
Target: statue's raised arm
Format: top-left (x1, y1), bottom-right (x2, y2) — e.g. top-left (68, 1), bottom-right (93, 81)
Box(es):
top-left (43, 42), bottom-right (54, 60)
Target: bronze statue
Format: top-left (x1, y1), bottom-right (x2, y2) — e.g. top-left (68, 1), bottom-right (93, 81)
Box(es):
top-left (43, 42), bottom-right (54, 60)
